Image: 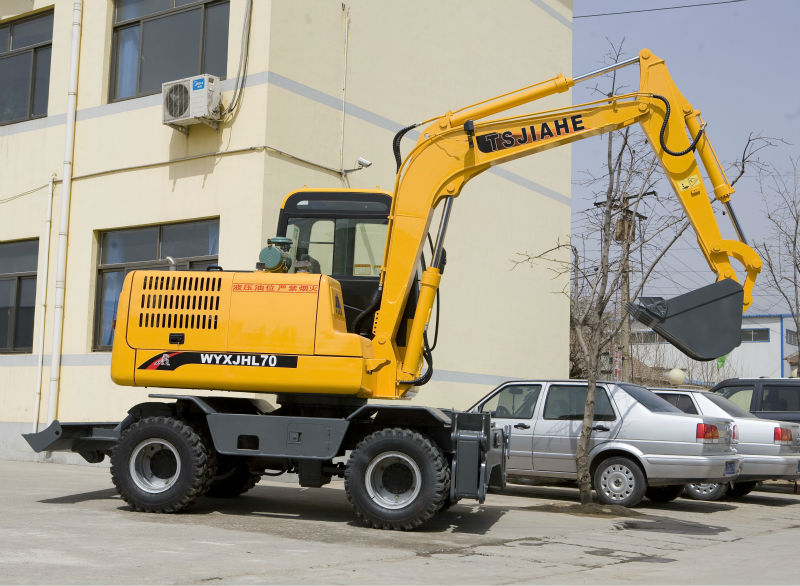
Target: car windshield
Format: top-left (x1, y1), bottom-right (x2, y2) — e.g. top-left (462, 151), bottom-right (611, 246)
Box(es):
top-left (619, 383), bottom-right (683, 413)
top-left (701, 392), bottom-right (756, 418)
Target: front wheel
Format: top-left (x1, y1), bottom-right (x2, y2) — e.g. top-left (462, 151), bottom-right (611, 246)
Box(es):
top-left (645, 484), bottom-right (684, 503)
top-left (344, 428), bottom-right (449, 530)
top-left (593, 457), bottom-right (646, 507)
top-left (683, 482), bottom-right (729, 501)
top-left (111, 416), bottom-right (216, 513)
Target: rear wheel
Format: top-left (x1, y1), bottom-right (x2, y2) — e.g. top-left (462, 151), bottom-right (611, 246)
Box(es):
top-left (683, 482), bottom-right (729, 501)
top-left (727, 480), bottom-right (758, 499)
top-left (111, 416), bottom-right (216, 513)
top-left (593, 457), bottom-right (646, 507)
top-left (344, 428), bottom-right (449, 530)
top-left (645, 484), bottom-right (684, 503)
top-left (205, 458), bottom-right (261, 498)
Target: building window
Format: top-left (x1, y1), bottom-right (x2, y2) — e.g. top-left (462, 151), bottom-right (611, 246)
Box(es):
top-left (0, 239), bottom-right (38, 353)
top-left (631, 330), bottom-right (660, 344)
top-left (95, 219), bottom-right (219, 350)
top-left (741, 328), bottom-right (770, 343)
top-left (787, 329), bottom-right (798, 347)
top-left (0, 11), bottom-right (53, 125)
top-left (111, 0), bottom-right (229, 101)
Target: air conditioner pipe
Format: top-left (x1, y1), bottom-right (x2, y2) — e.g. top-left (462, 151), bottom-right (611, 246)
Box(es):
top-left (47, 0), bottom-right (83, 424)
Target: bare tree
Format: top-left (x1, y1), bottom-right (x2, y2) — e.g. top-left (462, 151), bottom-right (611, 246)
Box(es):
top-left (754, 157), bottom-right (800, 351)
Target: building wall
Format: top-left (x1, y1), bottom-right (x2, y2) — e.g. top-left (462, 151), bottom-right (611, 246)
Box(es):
top-left (0, 0), bottom-right (574, 460)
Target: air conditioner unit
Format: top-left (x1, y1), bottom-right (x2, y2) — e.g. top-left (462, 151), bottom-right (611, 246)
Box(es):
top-left (162, 74), bottom-right (221, 129)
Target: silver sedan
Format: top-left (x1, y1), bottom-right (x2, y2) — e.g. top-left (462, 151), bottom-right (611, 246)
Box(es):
top-left (470, 380), bottom-right (742, 507)
top-left (653, 388), bottom-right (800, 500)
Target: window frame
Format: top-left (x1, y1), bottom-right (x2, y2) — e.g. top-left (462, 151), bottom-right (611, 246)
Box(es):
top-left (93, 219), bottom-right (219, 351)
top-left (741, 328), bottom-right (770, 343)
top-left (787, 329), bottom-right (798, 347)
top-left (0, 239), bottom-right (38, 353)
top-left (109, 0), bottom-right (229, 102)
top-left (0, 10), bottom-right (53, 126)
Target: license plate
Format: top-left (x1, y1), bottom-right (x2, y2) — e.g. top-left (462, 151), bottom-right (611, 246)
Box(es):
top-left (725, 461), bottom-right (736, 476)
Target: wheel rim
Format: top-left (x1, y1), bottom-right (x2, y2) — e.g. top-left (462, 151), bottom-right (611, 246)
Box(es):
top-left (689, 483), bottom-right (720, 496)
top-left (598, 463), bottom-right (636, 502)
top-left (129, 438), bottom-right (181, 494)
top-left (364, 451), bottom-right (421, 510)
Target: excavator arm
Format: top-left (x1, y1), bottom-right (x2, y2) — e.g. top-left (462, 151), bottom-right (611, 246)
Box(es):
top-left (369, 49), bottom-right (762, 399)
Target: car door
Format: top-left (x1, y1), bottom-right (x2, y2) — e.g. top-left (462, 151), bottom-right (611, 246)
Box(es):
top-left (532, 383), bottom-right (621, 474)
top-left (474, 383), bottom-right (541, 473)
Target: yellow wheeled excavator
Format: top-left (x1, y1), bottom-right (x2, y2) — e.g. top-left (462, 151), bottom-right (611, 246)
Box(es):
top-left (26, 49), bottom-right (761, 530)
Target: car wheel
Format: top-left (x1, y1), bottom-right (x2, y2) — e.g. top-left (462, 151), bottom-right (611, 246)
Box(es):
top-left (683, 482), bottom-right (729, 501)
top-left (727, 480), bottom-right (758, 499)
top-left (344, 428), bottom-right (449, 530)
top-left (593, 456), bottom-right (646, 507)
top-left (645, 484), bottom-right (684, 503)
top-left (111, 416), bottom-right (216, 513)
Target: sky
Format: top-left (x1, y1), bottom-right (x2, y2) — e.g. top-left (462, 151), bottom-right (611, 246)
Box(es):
top-left (571, 0), bottom-right (800, 314)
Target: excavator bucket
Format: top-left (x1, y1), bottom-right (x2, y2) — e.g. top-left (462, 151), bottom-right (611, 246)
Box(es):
top-left (626, 279), bottom-right (744, 361)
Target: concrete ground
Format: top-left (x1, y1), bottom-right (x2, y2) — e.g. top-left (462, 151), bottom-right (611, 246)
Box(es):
top-left (1, 460), bottom-right (798, 585)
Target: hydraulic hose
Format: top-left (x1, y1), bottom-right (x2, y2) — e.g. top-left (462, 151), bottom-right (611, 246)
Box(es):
top-left (352, 286), bottom-right (381, 336)
top-left (393, 123), bottom-right (419, 172)
top-left (651, 94), bottom-right (705, 157)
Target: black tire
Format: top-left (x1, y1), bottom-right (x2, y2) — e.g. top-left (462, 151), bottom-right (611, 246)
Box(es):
top-left (645, 484), bottom-right (684, 503)
top-left (727, 480), bottom-right (758, 499)
top-left (205, 458), bottom-right (261, 498)
top-left (593, 456), bottom-right (646, 507)
top-left (344, 428), bottom-right (450, 530)
top-left (111, 416), bottom-right (216, 513)
top-left (683, 482), bottom-right (729, 501)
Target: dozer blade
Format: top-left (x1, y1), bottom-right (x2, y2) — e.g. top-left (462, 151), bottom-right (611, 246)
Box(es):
top-left (626, 279), bottom-right (744, 361)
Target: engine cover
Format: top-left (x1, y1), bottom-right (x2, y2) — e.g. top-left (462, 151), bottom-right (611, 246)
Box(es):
top-left (110, 270), bottom-right (373, 396)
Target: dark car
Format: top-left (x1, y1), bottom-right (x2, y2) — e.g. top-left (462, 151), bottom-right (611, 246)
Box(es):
top-left (709, 378), bottom-right (800, 424)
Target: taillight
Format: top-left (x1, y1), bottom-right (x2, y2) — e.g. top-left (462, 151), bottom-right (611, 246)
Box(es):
top-left (731, 424), bottom-right (739, 443)
top-left (774, 427), bottom-right (793, 444)
top-left (697, 423), bottom-right (720, 441)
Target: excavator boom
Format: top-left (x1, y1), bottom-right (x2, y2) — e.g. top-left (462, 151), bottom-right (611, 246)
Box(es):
top-left (369, 49), bottom-right (762, 396)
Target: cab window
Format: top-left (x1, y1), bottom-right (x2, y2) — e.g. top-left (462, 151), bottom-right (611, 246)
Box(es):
top-left (479, 385), bottom-right (541, 419)
top-left (543, 385), bottom-right (616, 421)
top-left (285, 217), bottom-right (386, 277)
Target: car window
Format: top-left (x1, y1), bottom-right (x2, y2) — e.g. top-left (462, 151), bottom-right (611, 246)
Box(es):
top-left (542, 385), bottom-right (616, 421)
top-left (479, 384), bottom-right (541, 419)
top-left (715, 385), bottom-right (754, 411)
top-left (702, 392), bottom-right (755, 418)
top-left (656, 392), bottom-right (698, 414)
top-left (760, 385), bottom-right (800, 411)
top-left (620, 384), bottom-right (682, 413)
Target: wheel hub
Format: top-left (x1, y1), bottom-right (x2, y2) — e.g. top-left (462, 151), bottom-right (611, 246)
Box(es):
top-left (129, 438), bottom-right (181, 494)
top-left (600, 464), bottom-right (634, 501)
top-left (365, 451), bottom-right (421, 510)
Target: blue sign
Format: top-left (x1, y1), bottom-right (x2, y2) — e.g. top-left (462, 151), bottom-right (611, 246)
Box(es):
top-left (192, 78), bottom-right (205, 91)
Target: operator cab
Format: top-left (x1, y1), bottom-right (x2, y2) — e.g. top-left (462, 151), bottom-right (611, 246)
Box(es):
top-left (276, 190), bottom-right (393, 335)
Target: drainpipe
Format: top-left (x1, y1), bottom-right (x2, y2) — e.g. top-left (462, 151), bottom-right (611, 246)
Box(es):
top-left (47, 0), bottom-right (83, 424)
top-left (32, 175), bottom-right (56, 433)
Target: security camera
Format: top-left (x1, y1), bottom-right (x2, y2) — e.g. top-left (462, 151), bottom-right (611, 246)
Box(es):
top-left (357, 157), bottom-right (372, 168)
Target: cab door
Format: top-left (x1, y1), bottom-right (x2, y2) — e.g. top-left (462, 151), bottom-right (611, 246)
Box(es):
top-left (474, 383), bottom-right (541, 473)
top-left (532, 383), bottom-right (621, 474)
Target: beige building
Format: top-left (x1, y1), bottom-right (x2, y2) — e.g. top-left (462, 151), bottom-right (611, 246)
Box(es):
top-left (0, 0), bottom-right (573, 460)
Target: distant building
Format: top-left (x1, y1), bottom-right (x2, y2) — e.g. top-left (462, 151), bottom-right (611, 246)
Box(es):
top-left (631, 313), bottom-right (799, 385)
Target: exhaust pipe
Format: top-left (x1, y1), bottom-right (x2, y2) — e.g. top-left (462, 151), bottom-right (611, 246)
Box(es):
top-left (626, 279), bottom-right (744, 361)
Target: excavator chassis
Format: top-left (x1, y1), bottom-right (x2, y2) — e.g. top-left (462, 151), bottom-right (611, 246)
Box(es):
top-left (24, 394), bottom-right (507, 529)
